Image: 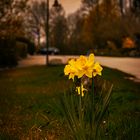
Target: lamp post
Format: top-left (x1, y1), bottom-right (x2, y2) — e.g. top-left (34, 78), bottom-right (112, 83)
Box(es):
top-left (46, 0), bottom-right (60, 65)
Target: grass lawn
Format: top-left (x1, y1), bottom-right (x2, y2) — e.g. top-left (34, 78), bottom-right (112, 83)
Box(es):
top-left (0, 65), bottom-right (140, 139)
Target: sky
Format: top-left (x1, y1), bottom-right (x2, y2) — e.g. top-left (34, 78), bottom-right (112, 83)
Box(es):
top-left (50, 0), bottom-right (81, 15)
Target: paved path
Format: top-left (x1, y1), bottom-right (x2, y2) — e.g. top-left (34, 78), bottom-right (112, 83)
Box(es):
top-left (18, 55), bottom-right (140, 82)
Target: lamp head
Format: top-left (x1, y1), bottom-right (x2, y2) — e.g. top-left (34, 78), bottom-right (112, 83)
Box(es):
top-left (53, 0), bottom-right (60, 7)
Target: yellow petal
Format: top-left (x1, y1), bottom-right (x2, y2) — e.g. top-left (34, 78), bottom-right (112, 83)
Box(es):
top-left (64, 65), bottom-right (70, 75)
top-left (88, 53), bottom-right (94, 62)
top-left (93, 62), bottom-right (103, 77)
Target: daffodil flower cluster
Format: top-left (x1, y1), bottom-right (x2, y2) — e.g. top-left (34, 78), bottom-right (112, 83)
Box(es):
top-left (64, 53), bottom-right (103, 97)
top-left (64, 53), bottom-right (103, 81)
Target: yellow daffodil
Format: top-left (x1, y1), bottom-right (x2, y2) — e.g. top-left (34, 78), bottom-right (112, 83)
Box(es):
top-left (76, 84), bottom-right (87, 97)
top-left (92, 62), bottom-right (103, 77)
top-left (64, 53), bottom-right (103, 80)
top-left (76, 54), bottom-right (95, 78)
top-left (64, 59), bottom-right (77, 81)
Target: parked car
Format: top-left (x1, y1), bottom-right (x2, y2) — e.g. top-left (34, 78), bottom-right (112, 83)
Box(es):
top-left (39, 47), bottom-right (60, 55)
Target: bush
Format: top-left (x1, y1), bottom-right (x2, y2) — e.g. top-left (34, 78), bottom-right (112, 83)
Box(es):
top-left (16, 41), bottom-right (27, 59)
top-left (27, 41), bottom-right (35, 55)
top-left (0, 37), bottom-right (18, 68)
top-left (16, 37), bottom-right (35, 55)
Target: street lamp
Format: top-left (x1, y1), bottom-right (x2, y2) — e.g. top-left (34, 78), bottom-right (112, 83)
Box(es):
top-left (46, 0), bottom-right (61, 65)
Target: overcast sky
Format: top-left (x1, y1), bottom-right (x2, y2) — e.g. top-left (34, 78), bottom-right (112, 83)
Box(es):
top-left (31, 0), bottom-right (81, 15)
top-left (50, 0), bottom-right (81, 15)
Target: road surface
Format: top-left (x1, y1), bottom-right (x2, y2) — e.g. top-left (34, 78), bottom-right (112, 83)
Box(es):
top-left (18, 55), bottom-right (140, 82)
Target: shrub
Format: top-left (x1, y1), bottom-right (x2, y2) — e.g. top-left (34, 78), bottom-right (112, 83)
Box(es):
top-left (16, 41), bottom-right (27, 59)
top-left (0, 37), bottom-right (17, 67)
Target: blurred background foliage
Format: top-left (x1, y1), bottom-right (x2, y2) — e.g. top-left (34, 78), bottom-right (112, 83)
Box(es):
top-left (0, 0), bottom-right (34, 67)
top-left (0, 0), bottom-right (140, 67)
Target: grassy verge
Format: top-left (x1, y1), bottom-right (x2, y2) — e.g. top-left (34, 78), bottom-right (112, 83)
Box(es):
top-left (0, 65), bottom-right (139, 139)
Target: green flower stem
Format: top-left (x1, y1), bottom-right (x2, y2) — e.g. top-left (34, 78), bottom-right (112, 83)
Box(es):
top-left (79, 82), bottom-right (82, 123)
top-left (91, 76), bottom-right (95, 111)
top-left (79, 81), bottom-right (85, 140)
top-left (90, 76), bottom-right (95, 139)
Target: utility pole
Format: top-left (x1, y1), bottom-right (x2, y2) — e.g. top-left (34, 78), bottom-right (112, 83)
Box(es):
top-left (46, 0), bottom-right (60, 65)
top-left (46, 0), bottom-right (49, 65)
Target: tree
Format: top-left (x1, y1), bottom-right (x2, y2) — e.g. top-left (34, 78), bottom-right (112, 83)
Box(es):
top-left (49, 5), bottom-right (68, 53)
top-left (80, 0), bottom-right (100, 16)
top-left (67, 11), bottom-right (87, 54)
top-left (119, 0), bottom-right (124, 16)
top-left (0, 0), bottom-right (29, 37)
top-left (132, 0), bottom-right (140, 17)
top-left (0, 0), bottom-right (29, 67)
top-left (0, 0), bottom-right (13, 19)
top-left (133, 0), bottom-right (140, 10)
top-left (82, 1), bottom-right (120, 43)
top-left (81, 0), bottom-right (99, 7)
top-left (26, 1), bottom-right (44, 51)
